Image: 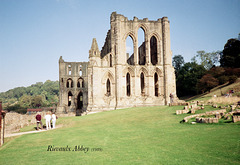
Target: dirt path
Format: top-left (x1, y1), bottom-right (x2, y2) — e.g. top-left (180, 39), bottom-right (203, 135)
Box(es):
top-left (5, 125), bottom-right (63, 138)
top-left (5, 129), bottom-right (48, 137)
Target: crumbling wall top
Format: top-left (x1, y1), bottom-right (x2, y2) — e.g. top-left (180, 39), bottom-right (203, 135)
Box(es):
top-left (111, 11), bottom-right (168, 23)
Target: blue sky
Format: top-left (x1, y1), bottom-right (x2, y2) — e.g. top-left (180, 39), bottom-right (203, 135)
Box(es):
top-left (0, 0), bottom-right (239, 92)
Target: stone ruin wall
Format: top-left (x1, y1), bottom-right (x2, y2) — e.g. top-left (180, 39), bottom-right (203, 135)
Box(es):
top-left (4, 110), bottom-right (76, 135)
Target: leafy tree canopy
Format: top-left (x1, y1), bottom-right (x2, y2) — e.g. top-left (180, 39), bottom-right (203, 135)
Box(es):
top-left (191, 50), bottom-right (221, 70)
top-left (172, 55), bottom-right (184, 72)
top-left (220, 38), bottom-right (240, 68)
top-left (176, 62), bottom-right (206, 96)
top-left (0, 80), bottom-right (59, 112)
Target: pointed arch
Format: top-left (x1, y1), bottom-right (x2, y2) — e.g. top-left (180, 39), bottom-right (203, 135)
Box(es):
top-left (101, 71), bottom-right (115, 84)
top-left (122, 66), bottom-right (135, 77)
top-left (66, 78), bottom-right (73, 88)
top-left (123, 31), bottom-right (136, 43)
top-left (106, 79), bottom-right (111, 96)
top-left (150, 36), bottom-right (158, 65)
top-left (77, 91), bottom-right (83, 109)
top-left (126, 35), bottom-right (135, 65)
top-left (137, 24), bottom-right (148, 34)
top-left (150, 67), bottom-right (162, 77)
top-left (77, 78), bottom-right (84, 88)
top-left (138, 67), bottom-right (148, 77)
top-left (138, 27), bottom-right (146, 65)
top-left (68, 91), bottom-right (73, 106)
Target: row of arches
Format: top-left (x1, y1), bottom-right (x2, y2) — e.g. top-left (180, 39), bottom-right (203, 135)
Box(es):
top-left (67, 91), bottom-right (83, 109)
top-left (105, 72), bottom-right (160, 97)
top-left (67, 64), bottom-right (83, 76)
top-left (66, 78), bottom-right (84, 88)
top-left (126, 27), bottom-right (158, 66)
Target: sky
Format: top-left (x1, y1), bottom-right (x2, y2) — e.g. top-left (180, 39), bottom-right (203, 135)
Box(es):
top-left (0, 0), bottom-right (239, 92)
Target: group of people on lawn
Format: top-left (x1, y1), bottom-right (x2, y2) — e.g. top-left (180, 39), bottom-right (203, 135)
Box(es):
top-left (35, 111), bottom-right (57, 130)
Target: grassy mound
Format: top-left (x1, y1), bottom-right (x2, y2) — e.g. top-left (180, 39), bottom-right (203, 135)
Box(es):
top-left (0, 106), bottom-right (239, 164)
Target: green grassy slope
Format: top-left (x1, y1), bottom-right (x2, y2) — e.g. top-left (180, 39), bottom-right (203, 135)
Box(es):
top-left (186, 79), bottom-right (240, 102)
top-left (0, 106), bottom-right (239, 165)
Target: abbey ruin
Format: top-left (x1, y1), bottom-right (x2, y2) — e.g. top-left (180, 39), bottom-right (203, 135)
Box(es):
top-left (57, 12), bottom-right (177, 115)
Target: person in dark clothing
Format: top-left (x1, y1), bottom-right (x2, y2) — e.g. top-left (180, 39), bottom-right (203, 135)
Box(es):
top-left (36, 112), bottom-right (43, 130)
top-left (169, 93), bottom-right (174, 104)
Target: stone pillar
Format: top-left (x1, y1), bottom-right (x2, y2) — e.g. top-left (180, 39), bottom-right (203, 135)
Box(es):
top-left (145, 36), bottom-right (150, 65)
top-left (134, 40), bottom-right (138, 65)
top-left (162, 17), bottom-right (173, 104)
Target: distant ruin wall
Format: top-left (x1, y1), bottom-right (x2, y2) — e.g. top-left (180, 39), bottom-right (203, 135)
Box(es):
top-left (5, 112), bottom-right (36, 134)
top-left (5, 111), bottom-right (76, 134)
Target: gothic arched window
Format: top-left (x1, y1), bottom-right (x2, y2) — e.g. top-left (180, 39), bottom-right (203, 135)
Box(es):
top-left (110, 54), bottom-right (113, 67)
top-left (138, 27), bottom-right (146, 65)
top-left (77, 78), bottom-right (84, 88)
top-left (154, 73), bottom-right (159, 96)
top-left (126, 73), bottom-right (131, 96)
top-left (66, 78), bottom-right (73, 88)
top-left (106, 79), bottom-right (111, 96)
top-left (140, 72), bottom-right (145, 95)
top-left (150, 36), bottom-right (158, 65)
top-left (68, 91), bottom-right (73, 106)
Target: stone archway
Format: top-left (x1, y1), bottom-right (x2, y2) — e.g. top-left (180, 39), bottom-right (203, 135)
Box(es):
top-left (77, 91), bottom-right (83, 110)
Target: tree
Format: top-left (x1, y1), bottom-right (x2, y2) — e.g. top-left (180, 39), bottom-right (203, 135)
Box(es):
top-left (176, 62), bottom-right (206, 96)
top-left (197, 74), bottom-right (219, 93)
top-left (19, 95), bottom-right (32, 108)
top-left (220, 38), bottom-right (240, 68)
top-left (31, 95), bottom-right (44, 108)
top-left (191, 50), bottom-right (221, 70)
top-left (172, 55), bottom-right (185, 72)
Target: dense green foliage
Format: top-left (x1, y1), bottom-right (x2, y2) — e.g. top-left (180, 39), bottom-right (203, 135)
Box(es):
top-left (0, 106), bottom-right (239, 164)
top-left (173, 35), bottom-right (240, 97)
top-left (0, 80), bottom-right (59, 113)
top-left (175, 61), bottom-right (206, 96)
top-left (172, 54), bottom-right (185, 73)
top-left (220, 38), bottom-right (240, 68)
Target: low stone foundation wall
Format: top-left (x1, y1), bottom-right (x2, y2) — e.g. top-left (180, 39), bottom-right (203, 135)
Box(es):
top-left (5, 111), bottom-right (77, 134)
top-left (196, 117), bottom-right (219, 123)
top-left (170, 102), bottom-right (189, 106)
top-left (176, 109), bottom-right (189, 115)
top-left (233, 115), bottom-right (240, 123)
top-left (183, 109), bottom-right (226, 122)
top-left (5, 112), bottom-right (36, 134)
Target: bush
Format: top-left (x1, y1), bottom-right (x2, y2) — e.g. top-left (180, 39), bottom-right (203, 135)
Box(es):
top-left (229, 75), bottom-right (238, 84)
top-left (233, 92), bottom-right (240, 97)
top-left (218, 75), bottom-right (229, 85)
top-left (6, 103), bottom-right (27, 114)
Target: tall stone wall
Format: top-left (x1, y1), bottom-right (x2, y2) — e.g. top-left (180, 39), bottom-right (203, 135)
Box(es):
top-left (57, 12), bottom-right (177, 114)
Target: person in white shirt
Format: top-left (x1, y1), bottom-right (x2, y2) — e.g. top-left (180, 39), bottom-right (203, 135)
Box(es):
top-left (51, 112), bottom-right (57, 129)
top-left (45, 112), bottom-right (52, 130)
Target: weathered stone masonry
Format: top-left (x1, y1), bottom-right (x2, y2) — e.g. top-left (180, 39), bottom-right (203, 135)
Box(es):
top-left (57, 12), bottom-right (177, 114)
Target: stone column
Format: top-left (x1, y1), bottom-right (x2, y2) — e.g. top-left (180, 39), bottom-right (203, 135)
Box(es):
top-left (145, 36), bottom-right (150, 65)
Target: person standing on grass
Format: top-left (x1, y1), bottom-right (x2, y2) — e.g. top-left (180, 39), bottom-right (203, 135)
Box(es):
top-left (45, 112), bottom-right (52, 130)
top-left (51, 112), bottom-right (57, 129)
top-left (36, 112), bottom-right (43, 130)
top-left (169, 93), bottom-right (174, 104)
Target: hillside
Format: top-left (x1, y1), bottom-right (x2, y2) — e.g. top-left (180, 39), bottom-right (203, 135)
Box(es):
top-left (0, 80), bottom-right (59, 113)
top-left (186, 79), bottom-right (240, 103)
top-left (0, 106), bottom-right (239, 164)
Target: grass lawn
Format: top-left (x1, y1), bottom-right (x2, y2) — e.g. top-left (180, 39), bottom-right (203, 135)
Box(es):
top-left (0, 106), bottom-right (239, 165)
